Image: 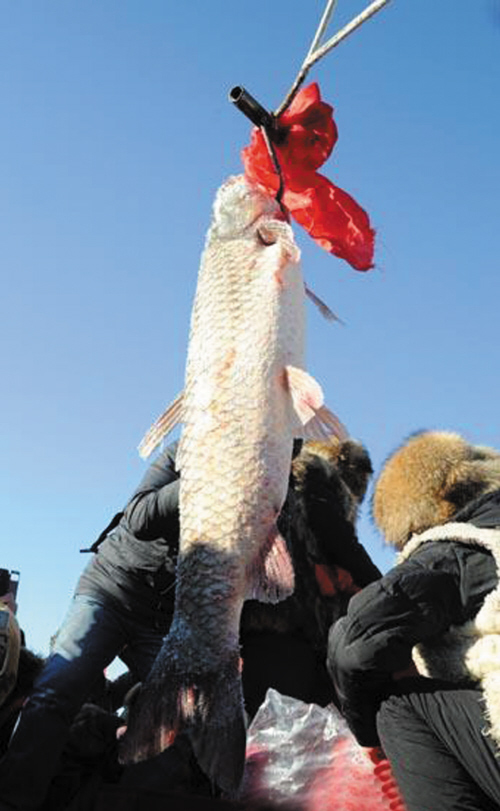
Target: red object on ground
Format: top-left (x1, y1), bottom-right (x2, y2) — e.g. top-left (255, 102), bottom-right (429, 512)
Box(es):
top-left (368, 747), bottom-right (407, 811)
top-left (243, 691), bottom-right (407, 811)
top-left (306, 739), bottom-right (407, 811)
top-left (242, 83), bottom-right (375, 271)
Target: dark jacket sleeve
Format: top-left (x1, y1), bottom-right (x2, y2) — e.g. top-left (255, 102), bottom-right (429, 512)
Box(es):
top-left (326, 541), bottom-right (491, 746)
top-left (122, 442), bottom-right (180, 540)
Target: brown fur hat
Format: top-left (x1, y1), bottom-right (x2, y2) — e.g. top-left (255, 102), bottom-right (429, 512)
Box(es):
top-left (372, 430), bottom-right (500, 549)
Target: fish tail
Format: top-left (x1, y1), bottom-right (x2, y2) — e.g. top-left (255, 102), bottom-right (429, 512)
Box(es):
top-left (119, 645), bottom-right (246, 796)
top-left (187, 655), bottom-right (247, 797)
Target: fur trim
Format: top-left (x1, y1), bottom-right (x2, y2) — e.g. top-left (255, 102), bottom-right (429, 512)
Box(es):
top-left (293, 438), bottom-right (372, 506)
top-left (399, 522), bottom-right (500, 750)
top-left (372, 430), bottom-right (500, 549)
top-left (398, 523), bottom-right (500, 563)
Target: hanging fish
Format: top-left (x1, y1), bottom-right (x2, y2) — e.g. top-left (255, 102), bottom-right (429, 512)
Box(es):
top-left (119, 175), bottom-right (346, 794)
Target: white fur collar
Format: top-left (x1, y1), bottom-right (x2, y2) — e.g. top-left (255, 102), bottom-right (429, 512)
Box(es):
top-left (398, 522), bottom-right (500, 564)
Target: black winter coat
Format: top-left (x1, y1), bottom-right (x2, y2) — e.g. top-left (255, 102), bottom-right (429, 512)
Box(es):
top-left (77, 443), bottom-right (180, 630)
top-left (327, 490), bottom-right (500, 747)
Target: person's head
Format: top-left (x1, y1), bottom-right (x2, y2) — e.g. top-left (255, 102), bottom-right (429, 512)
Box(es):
top-left (0, 569), bottom-right (18, 615)
top-left (0, 604), bottom-right (21, 708)
top-left (372, 430), bottom-right (500, 549)
top-left (293, 436), bottom-right (373, 520)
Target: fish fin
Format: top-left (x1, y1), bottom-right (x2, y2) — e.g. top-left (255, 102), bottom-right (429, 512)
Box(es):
top-left (305, 284), bottom-right (343, 323)
top-left (138, 391), bottom-right (184, 459)
top-left (303, 405), bottom-right (349, 442)
top-left (187, 668), bottom-right (247, 799)
top-left (284, 365), bottom-right (348, 442)
top-left (119, 647), bottom-right (246, 797)
top-left (284, 364), bottom-right (324, 424)
top-left (247, 525), bottom-right (295, 604)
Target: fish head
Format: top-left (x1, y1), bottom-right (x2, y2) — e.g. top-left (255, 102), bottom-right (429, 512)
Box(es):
top-left (209, 175), bottom-right (300, 265)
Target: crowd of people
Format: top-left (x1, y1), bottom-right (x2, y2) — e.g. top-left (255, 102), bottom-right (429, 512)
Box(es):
top-left (1, 429), bottom-right (500, 811)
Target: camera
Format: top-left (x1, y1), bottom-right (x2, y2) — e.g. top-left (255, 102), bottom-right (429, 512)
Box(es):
top-left (0, 569), bottom-right (20, 602)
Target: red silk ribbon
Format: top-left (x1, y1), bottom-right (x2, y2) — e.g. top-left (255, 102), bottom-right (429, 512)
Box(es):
top-left (242, 82), bottom-right (375, 271)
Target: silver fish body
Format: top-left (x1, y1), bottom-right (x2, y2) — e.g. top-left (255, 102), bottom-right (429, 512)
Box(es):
top-left (179, 175), bottom-right (304, 608)
top-left (121, 175), bottom-right (344, 793)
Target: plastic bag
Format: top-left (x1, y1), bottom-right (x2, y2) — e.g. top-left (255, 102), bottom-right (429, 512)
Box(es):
top-left (240, 689), bottom-right (405, 811)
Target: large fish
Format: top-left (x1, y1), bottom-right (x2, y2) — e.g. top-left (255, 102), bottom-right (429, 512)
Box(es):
top-left (120, 175), bottom-right (345, 793)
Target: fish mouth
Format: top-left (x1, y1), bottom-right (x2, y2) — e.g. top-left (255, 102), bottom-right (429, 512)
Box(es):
top-left (251, 202), bottom-right (291, 247)
top-left (248, 205), bottom-right (288, 231)
top-left (212, 175), bottom-right (290, 239)
top-left (252, 211), bottom-right (290, 247)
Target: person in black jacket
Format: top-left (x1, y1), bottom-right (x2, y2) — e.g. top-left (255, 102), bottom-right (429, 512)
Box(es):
top-left (241, 436), bottom-right (380, 716)
top-left (0, 442), bottom-right (182, 811)
top-left (327, 429), bottom-right (500, 811)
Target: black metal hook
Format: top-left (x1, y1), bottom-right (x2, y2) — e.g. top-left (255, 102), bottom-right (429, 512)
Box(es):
top-left (228, 86), bottom-right (275, 131)
top-left (229, 86), bottom-right (288, 218)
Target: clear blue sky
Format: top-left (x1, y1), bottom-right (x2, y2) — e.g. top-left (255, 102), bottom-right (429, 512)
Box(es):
top-left (2, 0), bottom-right (500, 658)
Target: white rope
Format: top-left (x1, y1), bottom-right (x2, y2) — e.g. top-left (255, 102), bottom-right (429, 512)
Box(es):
top-left (275, 0), bottom-right (393, 116)
top-left (308, 0), bottom-right (392, 68)
top-left (305, 0), bottom-right (339, 62)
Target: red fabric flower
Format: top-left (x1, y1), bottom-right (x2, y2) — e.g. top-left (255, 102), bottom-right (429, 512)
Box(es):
top-left (242, 82), bottom-right (375, 271)
top-left (278, 82), bottom-right (338, 170)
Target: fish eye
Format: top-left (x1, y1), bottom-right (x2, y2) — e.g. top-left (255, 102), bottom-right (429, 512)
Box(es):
top-left (256, 227), bottom-right (277, 247)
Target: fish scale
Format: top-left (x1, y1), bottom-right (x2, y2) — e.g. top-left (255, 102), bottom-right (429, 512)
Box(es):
top-left (121, 175), bottom-right (345, 794)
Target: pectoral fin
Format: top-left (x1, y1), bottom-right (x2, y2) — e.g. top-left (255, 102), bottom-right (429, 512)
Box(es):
top-left (284, 365), bottom-right (323, 422)
top-left (284, 365), bottom-right (348, 441)
top-left (303, 405), bottom-right (349, 442)
top-left (247, 525), bottom-right (295, 604)
top-left (138, 390), bottom-right (184, 459)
